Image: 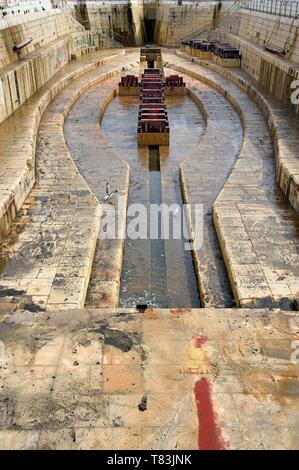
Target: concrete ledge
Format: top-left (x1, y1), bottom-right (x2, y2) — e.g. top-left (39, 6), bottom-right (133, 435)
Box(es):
top-left (0, 53), bottom-right (138, 310)
top-left (0, 50), bottom-right (125, 241)
top-left (165, 52), bottom-right (299, 309)
top-left (176, 50), bottom-right (299, 215)
top-left (64, 74), bottom-right (135, 308)
top-left (179, 84), bottom-right (242, 307)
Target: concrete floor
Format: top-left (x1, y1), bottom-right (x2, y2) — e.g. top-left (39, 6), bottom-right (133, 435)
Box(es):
top-left (0, 307), bottom-right (299, 450)
top-left (0, 47), bottom-right (299, 451)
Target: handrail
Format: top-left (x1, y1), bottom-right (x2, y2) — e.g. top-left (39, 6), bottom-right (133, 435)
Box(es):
top-left (180, 0), bottom-right (242, 41)
top-left (94, 29), bottom-right (124, 48)
top-left (241, 0), bottom-right (299, 19)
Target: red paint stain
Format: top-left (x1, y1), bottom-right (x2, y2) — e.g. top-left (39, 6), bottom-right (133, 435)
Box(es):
top-left (194, 378), bottom-right (227, 450)
top-left (193, 335), bottom-right (208, 348)
top-left (169, 308), bottom-right (191, 315)
top-left (144, 311), bottom-right (160, 319)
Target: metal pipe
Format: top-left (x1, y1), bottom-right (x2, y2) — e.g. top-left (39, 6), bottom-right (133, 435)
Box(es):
top-left (13, 37), bottom-right (32, 52)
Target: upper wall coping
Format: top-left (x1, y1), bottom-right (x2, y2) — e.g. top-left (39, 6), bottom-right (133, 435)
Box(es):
top-left (0, 8), bottom-right (68, 30)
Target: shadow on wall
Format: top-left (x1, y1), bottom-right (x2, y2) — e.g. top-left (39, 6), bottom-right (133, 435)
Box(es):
top-left (75, 0), bottom-right (91, 30)
top-left (74, 0), bottom-right (144, 46)
top-left (144, 18), bottom-right (155, 43)
top-left (71, 2), bottom-right (228, 47)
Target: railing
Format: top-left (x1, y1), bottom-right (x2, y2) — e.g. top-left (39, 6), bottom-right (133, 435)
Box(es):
top-left (241, 0), bottom-right (299, 18)
top-left (142, 0), bottom-right (233, 3)
top-left (95, 30), bottom-right (124, 48)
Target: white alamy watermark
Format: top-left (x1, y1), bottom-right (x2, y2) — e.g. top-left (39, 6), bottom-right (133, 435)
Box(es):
top-left (290, 340), bottom-right (299, 365)
top-left (291, 80), bottom-right (299, 105)
top-left (99, 197), bottom-right (203, 251)
top-left (0, 340), bottom-right (5, 366)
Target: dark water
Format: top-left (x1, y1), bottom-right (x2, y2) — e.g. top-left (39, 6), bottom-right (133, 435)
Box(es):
top-left (101, 95), bottom-right (205, 308)
top-left (148, 146), bottom-right (167, 304)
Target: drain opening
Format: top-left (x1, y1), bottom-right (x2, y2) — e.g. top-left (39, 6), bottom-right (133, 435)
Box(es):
top-left (136, 304), bottom-right (148, 312)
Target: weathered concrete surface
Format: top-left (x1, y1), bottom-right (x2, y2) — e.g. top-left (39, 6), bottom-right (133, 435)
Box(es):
top-left (209, 29), bottom-right (299, 113)
top-left (71, 0), bottom-right (145, 46)
top-left (190, 52), bottom-right (299, 217)
top-left (0, 49), bottom-right (125, 241)
top-left (236, 10), bottom-right (299, 64)
top-left (64, 72), bottom-right (140, 308)
top-left (211, 3), bottom-right (299, 113)
top-left (164, 52), bottom-right (299, 309)
top-left (0, 27), bottom-right (102, 124)
top-left (99, 92), bottom-right (203, 308)
top-left (165, 69), bottom-right (243, 307)
top-left (0, 52), bottom-right (139, 311)
top-left (144, 1), bottom-right (233, 46)
top-left (0, 306), bottom-right (299, 450)
top-left (0, 9), bottom-right (83, 68)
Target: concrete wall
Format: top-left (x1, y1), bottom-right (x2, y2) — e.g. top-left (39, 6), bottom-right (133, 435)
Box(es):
top-left (209, 28), bottom-right (299, 109)
top-left (145, 1), bottom-right (234, 47)
top-left (218, 3), bottom-right (242, 34)
top-left (0, 1), bottom-right (298, 114)
top-left (238, 9), bottom-right (299, 63)
top-left (212, 6), bottom-right (299, 111)
top-left (68, 1), bottom-right (235, 47)
top-left (70, 0), bottom-right (145, 45)
top-left (0, 28), bottom-right (104, 124)
top-left (0, 9), bottom-right (83, 68)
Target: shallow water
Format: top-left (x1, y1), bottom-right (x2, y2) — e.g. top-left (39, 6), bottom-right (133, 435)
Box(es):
top-left (101, 95), bottom-right (205, 308)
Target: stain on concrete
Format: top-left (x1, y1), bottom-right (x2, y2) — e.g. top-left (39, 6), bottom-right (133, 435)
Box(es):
top-left (194, 378), bottom-right (227, 450)
top-left (138, 395), bottom-right (147, 412)
top-left (95, 326), bottom-right (141, 352)
top-left (0, 287), bottom-right (26, 298)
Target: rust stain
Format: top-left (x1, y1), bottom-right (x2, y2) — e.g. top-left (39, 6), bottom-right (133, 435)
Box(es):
top-left (144, 310), bottom-right (160, 319)
top-left (169, 308), bottom-right (192, 315)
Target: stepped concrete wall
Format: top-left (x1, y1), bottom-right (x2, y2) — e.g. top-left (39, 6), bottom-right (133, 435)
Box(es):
top-left (0, 29), bottom-right (105, 124)
top-left (237, 9), bottom-right (299, 63)
top-left (145, 1), bottom-right (234, 46)
top-left (209, 29), bottom-right (299, 111)
top-left (212, 7), bottom-right (299, 112)
top-left (0, 49), bottom-right (126, 241)
top-left (0, 9), bottom-right (83, 67)
top-left (0, 1), bottom-right (298, 118)
top-left (69, 0), bottom-right (145, 45)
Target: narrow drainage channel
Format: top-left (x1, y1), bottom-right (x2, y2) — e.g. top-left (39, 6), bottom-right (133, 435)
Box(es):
top-left (148, 145), bottom-right (167, 304)
top-left (118, 137), bottom-right (201, 308)
top-left (98, 94), bottom-right (204, 308)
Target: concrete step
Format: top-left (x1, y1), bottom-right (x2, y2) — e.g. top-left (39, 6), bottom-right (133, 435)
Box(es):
top-left (165, 51), bottom-right (299, 309)
top-left (0, 52), bottom-right (138, 311)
